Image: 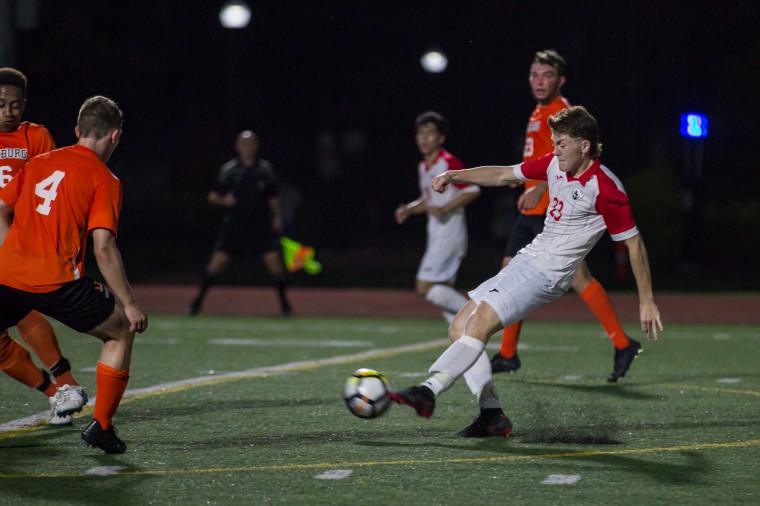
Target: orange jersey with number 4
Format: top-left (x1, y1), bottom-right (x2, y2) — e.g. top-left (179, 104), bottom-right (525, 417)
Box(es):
top-left (0, 121), bottom-right (56, 187)
top-left (0, 144), bottom-right (122, 293)
top-left (520, 96), bottom-right (571, 216)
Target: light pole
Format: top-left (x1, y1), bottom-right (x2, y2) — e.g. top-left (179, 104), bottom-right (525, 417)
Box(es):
top-left (219, 1), bottom-right (251, 134)
top-left (680, 112), bottom-right (708, 263)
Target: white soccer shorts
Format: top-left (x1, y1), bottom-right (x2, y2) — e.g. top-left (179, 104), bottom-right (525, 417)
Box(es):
top-left (467, 255), bottom-right (566, 328)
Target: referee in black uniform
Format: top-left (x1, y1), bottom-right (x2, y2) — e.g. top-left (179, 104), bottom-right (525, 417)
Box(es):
top-left (188, 130), bottom-right (293, 317)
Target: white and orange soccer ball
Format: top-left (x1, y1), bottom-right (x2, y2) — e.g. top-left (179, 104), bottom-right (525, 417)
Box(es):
top-left (343, 368), bottom-right (391, 419)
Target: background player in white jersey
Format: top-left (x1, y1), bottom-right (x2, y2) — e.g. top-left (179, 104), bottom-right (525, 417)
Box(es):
top-left (395, 111), bottom-right (480, 323)
top-left (389, 106), bottom-right (662, 437)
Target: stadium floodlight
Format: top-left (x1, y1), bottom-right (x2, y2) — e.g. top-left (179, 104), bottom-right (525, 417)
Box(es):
top-left (420, 49), bottom-right (448, 73)
top-left (680, 113), bottom-right (708, 139)
top-left (219, 1), bottom-right (251, 29)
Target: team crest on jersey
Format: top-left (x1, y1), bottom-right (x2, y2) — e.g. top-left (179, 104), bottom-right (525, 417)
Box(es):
top-left (571, 188), bottom-right (583, 201)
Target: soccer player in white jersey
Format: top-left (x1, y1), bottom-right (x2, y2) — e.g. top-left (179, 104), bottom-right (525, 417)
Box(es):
top-left (395, 111), bottom-right (480, 323)
top-left (389, 106), bottom-right (662, 437)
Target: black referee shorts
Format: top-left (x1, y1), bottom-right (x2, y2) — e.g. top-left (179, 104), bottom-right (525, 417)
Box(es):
top-left (0, 276), bottom-right (116, 333)
top-left (214, 224), bottom-right (281, 257)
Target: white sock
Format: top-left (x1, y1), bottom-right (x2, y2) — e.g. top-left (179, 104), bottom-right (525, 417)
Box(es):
top-left (427, 335), bottom-right (485, 389)
top-left (463, 351), bottom-right (494, 395)
top-left (426, 284), bottom-right (468, 314)
top-left (421, 372), bottom-right (454, 396)
top-left (476, 380), bottom-right (502, 410)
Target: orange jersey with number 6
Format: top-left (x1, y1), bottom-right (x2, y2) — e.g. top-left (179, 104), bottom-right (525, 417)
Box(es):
top-left (0, 121), bottom-right (56, 187)
top-left (0, 144), bottom-right (122, 293)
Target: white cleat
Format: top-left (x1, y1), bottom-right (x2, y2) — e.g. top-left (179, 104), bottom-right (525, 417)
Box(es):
top-left (50, 384), bottom-right (88, 416)
top-left (49, 412), bottom-right (74, 426)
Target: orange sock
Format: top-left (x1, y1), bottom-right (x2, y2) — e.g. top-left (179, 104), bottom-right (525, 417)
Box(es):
top-left (498, 320), bottom-right (523, 358)
top-left (579, 278), bottom-right (630, 349)
top-left (94, 362), bottom-right (130, 430)
top-left (16, 311), bottom-right (64, 367)
top-left (0, 331), bottom-right (56, 396)
top-left (17, 311), bottom-right (79, 387)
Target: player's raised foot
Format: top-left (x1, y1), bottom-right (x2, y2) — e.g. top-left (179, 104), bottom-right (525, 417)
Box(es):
top-left (607, 338), bottom-right (643, 383)
top-left (49, 412), bottom-right (73, 426)
top-left (387, 385), bottom-right (435, 418)
top-left (457, 408), bottom-right (513, 438)
top-left (50, 384), bottom-right (87, 416)
top-left (491, 352), bottom-right (521, 374)
top-left (81, 420), bottom-right (127, 454)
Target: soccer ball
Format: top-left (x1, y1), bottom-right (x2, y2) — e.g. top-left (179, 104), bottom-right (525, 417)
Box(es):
top-left (343, 368), bottom-right (391, 419)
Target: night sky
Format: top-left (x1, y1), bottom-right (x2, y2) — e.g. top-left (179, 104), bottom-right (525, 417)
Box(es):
top-left (7, 0), bottom-right (760, 289)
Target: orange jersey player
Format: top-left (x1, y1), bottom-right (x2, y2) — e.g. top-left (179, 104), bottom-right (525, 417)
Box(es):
top-left (0, 66), bottom-right (85, 426)
top-left (520, 94), bottom-right (571, 216)
top-left (492, 50), bottom-right (641, 383)
top-left (0, 121), bottom-right (55, 183)
top-left (0, 95), bottom-right (147, 454)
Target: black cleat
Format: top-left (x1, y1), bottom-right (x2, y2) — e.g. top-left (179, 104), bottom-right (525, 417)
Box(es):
top-left (81, 419), bottom-right (127, 454)
top-left (607, 338), bottom-right (643, 383)
top-left (491, 352), bottom-right (521, 373)
top-left (457, 408), bottom-right (513, 438)
top-left (387, 386), bottom-right (435, 418)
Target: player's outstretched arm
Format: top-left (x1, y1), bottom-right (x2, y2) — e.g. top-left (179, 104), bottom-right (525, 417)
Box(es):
top-left (431, 165), bottom-right (518, 193)
top-left (623, 233), bottom-right (662, 341)
top-left (428, 191), bottom-right (479, 218)
top-left (395, 197), bottom-right (426, 224)
top-left (91, 228), bottom-right (148, 333)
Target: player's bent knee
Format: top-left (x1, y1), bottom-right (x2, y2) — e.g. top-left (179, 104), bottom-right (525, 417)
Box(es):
top-left (463, 303), bottom-right (502, 343)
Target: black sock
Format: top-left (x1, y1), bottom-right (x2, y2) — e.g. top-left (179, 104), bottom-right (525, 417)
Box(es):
top-left (195, 271), bottom-right (217, 304)
top-left (273, 277), bottom-right (291, 312)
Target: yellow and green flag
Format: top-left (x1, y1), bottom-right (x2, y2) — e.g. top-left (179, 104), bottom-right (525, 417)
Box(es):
top-left (280, 236), bottom-right (322, 274)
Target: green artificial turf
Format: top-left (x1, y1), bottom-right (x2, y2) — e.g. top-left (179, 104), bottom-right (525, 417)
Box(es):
top-left (1, 316), bottom-right (758, 505)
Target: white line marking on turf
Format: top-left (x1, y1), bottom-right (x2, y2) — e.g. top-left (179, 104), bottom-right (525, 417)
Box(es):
top-left (209, 338), bottom-right (375, 347)
top-left (542, 474), bottom-right (581, 485)
top-left (558, 375), bottom-right (583, 381)
top-left (315, 469), bottom-right (353, 480)
top-left (134, 337), bottom-right (180, 345)
top-left (153, 321), bottom-right (432, 334)
top-left (81, 466), bottom-right (127, 476)
top-left (716, 378), bottom-right (741, 384)
top-left (0, 338), bottom-right (449, 433)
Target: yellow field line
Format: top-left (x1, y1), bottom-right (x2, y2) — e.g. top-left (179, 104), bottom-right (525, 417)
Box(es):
top-left (2, 438), bottom-right (759, 479)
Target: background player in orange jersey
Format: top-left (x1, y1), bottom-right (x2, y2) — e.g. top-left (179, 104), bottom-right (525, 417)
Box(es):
top-left (490, 50), bottom-right (642, 382)
top-left (0, 67), bottom-right (86, 425)
top-left (0, 95), bottom-right (147, 453)
top-left (395, 112), bottom-right (480, 324)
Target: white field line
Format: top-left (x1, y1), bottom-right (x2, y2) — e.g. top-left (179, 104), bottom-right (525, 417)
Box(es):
top-left (0, 337), bottom-right (449, 434)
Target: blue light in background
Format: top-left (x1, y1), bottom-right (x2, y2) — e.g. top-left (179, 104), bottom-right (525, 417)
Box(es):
top-left (681, 113), bottom-right (708, 138)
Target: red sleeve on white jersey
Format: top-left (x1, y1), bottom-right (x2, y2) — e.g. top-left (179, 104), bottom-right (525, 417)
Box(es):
top-left (444, 152), bottom-right (476, 190)
top-left (595, 167), bottom-right (638, 240)
top-left (515, 153), bottom-right (552, 181)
